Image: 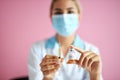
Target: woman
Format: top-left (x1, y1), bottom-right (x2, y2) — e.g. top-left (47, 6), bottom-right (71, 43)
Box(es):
top-left (28, 0), bottom-right (103, 80)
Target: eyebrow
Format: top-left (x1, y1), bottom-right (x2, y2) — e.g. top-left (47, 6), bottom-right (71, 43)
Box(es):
top-left (54, 7), bottom-right (74, 11)
top-left (67, 7), bottom-right (74, 10)
top-left (54, 8), bottom-right (62, 11)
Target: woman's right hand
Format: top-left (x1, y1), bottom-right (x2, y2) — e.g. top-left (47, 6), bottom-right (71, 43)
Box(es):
top-left (40, 55), bottom-right (63, 80)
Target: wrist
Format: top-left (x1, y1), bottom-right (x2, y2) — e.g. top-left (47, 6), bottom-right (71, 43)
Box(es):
top-left (90, 73), bottom-right (100, 80)
top-left (43, 77), bottom-right (53, 80)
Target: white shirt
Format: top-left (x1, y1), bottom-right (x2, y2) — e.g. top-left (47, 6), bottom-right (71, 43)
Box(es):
top-left (28, 34), bottom-right (103, 80)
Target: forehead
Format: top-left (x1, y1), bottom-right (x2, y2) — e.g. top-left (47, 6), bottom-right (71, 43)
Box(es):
top-left (52, 0), bottom-right (77, 9)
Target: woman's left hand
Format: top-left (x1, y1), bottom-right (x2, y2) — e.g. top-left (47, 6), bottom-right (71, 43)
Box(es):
top-left (70, 45), bottom-right (102, 79)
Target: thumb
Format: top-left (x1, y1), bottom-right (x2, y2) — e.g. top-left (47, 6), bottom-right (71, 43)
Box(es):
top-left (70, 45), bottom-right (85, 54)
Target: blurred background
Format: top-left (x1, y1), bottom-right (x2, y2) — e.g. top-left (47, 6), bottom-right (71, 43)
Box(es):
top-left (0, 0), bottom-right (120, 80)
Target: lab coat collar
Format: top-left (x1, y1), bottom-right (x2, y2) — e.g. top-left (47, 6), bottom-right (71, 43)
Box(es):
top-left (45, 34), bottom-right (85, 50)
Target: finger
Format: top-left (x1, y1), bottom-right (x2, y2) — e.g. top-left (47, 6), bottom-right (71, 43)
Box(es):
top-left (70, 45), bottom-right (85, 54)
top-left (88, 55), bottom-right (99, 68)
top-left (82, 53), bottom-right (95, 68)
top-left (40, 57), bottom-right (64, 67)
top-left (67, 59), bottom-right (79, 64)
top-left (41, 64), bottom-right (55, 71)
top-left (42, 64), bottom-right (59, 75)
top-left (41, 64), bottom-right (59, 72)
top-left (40, 59), bottom-right (58, 66)
top-left (48, 68), bottom-right (57, 73)
top-left (78, 51), bottom-right (92, 67)
top-left (45, 55), bottom-right (58, 59)
top-left (43, 69), bottom-right (57, 75)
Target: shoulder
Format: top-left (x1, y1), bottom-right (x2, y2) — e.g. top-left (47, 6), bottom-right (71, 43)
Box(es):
top-left (83, 41), bottom-right (100, 55)
top-left (31, 40), bottom-right (46, 50)
top-left (31, 36), bottom-right (54, 50)
top-left (30, 39), bottom-right (48, 57)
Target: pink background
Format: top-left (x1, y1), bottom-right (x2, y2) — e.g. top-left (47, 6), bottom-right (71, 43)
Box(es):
top-left (0, 0), bottom-right (120, 80)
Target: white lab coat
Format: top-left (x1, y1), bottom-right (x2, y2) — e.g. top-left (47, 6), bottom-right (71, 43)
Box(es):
top-left (28, 34), bottom-right (103, 80)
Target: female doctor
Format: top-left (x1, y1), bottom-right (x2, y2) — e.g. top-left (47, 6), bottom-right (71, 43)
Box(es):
top-left (28, 0), bottom-right (103, 80)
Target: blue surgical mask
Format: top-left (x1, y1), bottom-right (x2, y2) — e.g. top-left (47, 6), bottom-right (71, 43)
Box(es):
top-left (52, 14), bottom-right (79, 37)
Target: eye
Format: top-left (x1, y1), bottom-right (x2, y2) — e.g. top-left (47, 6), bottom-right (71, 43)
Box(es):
top-left (54, 12), bottom-right (62, 15)
top-left (68, 11), bottom-right (74, 14)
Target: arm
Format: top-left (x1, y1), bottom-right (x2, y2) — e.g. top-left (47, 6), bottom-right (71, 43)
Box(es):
top-left (28, 44), bottom-right (43, 80)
